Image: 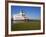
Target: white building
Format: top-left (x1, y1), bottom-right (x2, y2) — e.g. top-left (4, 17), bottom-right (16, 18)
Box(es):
top-left (12, 10), bottom-right (29, 23)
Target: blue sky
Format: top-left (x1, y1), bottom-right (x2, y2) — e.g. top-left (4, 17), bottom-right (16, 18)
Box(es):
top-left (11, 6), bottom-right (41, 20)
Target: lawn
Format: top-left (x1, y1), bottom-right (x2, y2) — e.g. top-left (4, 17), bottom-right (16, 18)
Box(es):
top-left (11, 20), bottom-right (40, 31)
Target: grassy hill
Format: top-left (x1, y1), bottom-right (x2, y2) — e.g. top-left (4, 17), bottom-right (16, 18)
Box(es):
top-left (11, 20), bottom-right (40, 31)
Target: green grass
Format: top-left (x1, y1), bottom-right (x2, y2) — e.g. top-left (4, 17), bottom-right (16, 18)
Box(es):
top-left (11, 21), bottom-right (40, 31)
